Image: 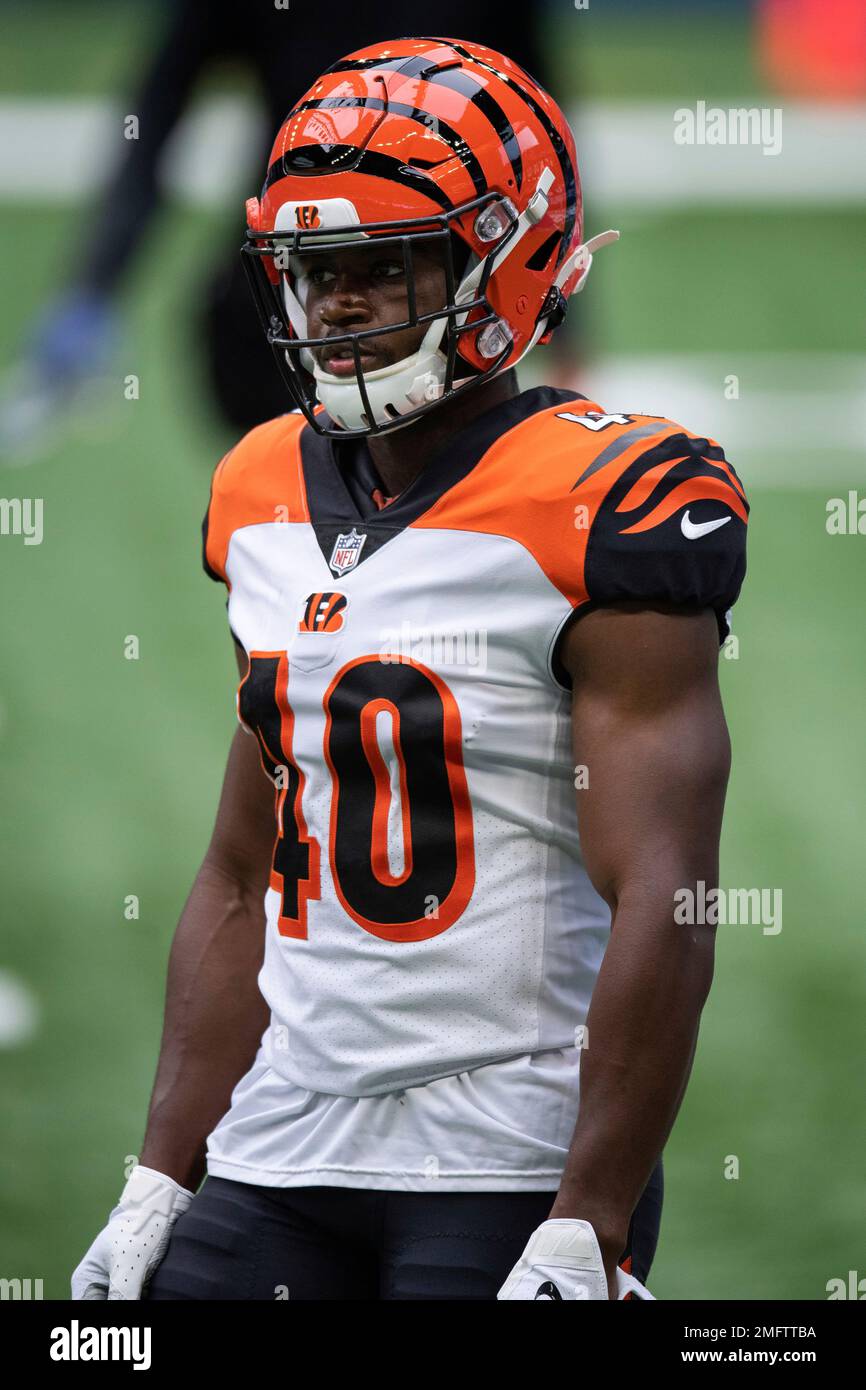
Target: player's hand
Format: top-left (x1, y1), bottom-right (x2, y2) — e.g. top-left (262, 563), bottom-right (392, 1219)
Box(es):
top-left (497, 1218), bottom-right (656, 1300)
top-left (71, 1165), bottom-right (194, 1300)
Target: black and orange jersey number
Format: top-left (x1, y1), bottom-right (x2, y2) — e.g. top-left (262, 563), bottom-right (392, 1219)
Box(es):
top-left (238, 652), bottom-right (321, 938)
top-left (239, 652), bottom-right (475, 943)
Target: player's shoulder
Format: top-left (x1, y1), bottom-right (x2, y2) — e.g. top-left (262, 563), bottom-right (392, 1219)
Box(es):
top-left (505, 389), bottom-right (747, 508)
top-left (210, 409), bottom-right (307, 500)
top-left (203, 410), bottom-right (308, 585)
top-left (486, 387), bottom-right (749, 633)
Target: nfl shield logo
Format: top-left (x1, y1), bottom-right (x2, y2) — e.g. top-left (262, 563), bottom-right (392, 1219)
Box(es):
top-left (329, 528), bottom-right (367, 576)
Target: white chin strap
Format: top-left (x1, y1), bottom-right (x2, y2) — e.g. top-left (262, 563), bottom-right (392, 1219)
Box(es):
top-left (515, 227), bottom-right (620, 364)
top-left (281, 171), bottom-right (619, 431)
top-left (558, 228), bottom-right (621, 296)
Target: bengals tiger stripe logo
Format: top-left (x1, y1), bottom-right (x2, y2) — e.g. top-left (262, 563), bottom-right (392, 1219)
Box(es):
top-left (295, 204), bottom-right (321, 229)
top-left (299, 591), bottom-right (347, 633)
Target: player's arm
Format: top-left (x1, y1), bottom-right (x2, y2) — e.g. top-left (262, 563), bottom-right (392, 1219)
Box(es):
top-left (496, 422), bottom-right (747, 1300)
top-left (138, 641), bottom-right (273, 1191)
top-left (548, 602), bottom-right (729, 1292)
top-left (72, 642), bottom-right (276, 1298)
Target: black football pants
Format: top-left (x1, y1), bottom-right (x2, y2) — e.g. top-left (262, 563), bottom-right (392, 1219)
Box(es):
top-left (146, 1159), bottom-right (663, 1300)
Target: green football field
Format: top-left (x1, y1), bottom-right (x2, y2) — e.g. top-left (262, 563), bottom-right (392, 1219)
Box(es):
top-left (0, 4), bottom-right (864, 1300)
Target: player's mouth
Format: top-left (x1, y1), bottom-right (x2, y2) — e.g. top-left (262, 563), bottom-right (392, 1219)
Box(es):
top-left (317, 343), bottom-right (380, 377)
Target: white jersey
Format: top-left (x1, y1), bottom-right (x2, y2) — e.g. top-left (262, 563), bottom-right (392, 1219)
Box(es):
top-left (206, 1044), bottom-right (582, 1192)
top-left (201, 386), bottom-right (747, 1152)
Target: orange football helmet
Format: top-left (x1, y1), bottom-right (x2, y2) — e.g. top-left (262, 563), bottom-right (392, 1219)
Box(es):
top-left (242, 36), bottom-right (617, 436)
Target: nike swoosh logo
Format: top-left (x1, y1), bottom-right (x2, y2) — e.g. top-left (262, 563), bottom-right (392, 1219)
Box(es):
top-left (681, 510), bottom-right (732, 540)
top-left (534, 1281), bottom-right (563, 1300)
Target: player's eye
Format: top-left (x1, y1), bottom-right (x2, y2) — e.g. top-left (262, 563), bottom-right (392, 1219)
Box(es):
top-left (291, 256), bottom-right (402, 292)
top-left (371, 259), bottom-right (405, 281)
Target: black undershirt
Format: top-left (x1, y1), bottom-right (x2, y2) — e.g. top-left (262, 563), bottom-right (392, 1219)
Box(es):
top-left (331, 436), bottom-right (399, 516)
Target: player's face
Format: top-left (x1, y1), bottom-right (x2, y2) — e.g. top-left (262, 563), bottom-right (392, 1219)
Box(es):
top-left (291, 240), bottom-right (449, 377)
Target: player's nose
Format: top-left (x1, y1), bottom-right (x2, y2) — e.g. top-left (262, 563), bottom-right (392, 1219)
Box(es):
top-left (318, 275), bottom-right (375, 326)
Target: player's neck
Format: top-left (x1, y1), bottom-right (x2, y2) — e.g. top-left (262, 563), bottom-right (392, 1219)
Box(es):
top-left (366, 370), bottom-right (521, 500)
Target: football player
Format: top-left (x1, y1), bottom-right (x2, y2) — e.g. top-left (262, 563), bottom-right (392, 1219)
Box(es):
top-left (72, 37), bottom-right (747, 1301)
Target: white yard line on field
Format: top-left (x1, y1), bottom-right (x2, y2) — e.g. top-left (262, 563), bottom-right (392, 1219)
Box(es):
top-left (576, 102), bottom-right (866, 206)
top-left (565, 353), bottom-right (866, 483)
top-left (0, 969), bottom-right (40, 1047)
top-left (0, 98), bottom-right (863, 204)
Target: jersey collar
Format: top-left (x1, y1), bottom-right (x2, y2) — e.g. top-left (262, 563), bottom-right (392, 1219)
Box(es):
top-left (298, 385), bottom-right (586, 575)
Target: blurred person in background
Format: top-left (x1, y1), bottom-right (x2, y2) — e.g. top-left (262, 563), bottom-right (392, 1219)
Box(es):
top-left (0, 0), bottom-right (566, 456)
top-left (756, 0), bottom-right (866, 100)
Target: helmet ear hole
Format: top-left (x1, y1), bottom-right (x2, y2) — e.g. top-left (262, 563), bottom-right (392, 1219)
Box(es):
top-left (525, 230), bottom-right (561, 274)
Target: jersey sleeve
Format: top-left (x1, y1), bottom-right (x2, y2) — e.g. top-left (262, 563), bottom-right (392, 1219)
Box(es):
top-left (577, 426), bottom-right (748, 639)
top-left (199, 410), bottom-right (308, 589)
top-left (201, 446), bottom-right (237, 586)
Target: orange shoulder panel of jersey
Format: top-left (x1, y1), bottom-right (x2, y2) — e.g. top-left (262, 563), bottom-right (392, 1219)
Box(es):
top-left (412, 399), bottom-right (739, 606)
top-left (411, 400), bottom-right (678, 600)
top-left (204, 411), bottom-right (309, 586)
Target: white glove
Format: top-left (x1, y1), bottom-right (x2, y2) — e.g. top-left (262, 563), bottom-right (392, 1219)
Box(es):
top-left (497, 1218), bottom-right (656, 1301)
top-left (71, 1165), bottom-right (194, 1300)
